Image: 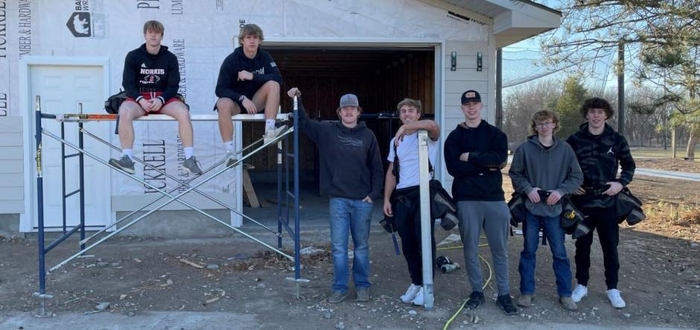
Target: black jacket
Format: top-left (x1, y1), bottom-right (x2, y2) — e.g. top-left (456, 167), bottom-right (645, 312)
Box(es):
top-left (566, 123), bottom-right (635, 188)
top-left (122, 44), bottom-right (180, 101)
top-left (297, 97), bottom-right (383, 200)
top-left (444, 121), bottom-right (508, 201)
top-left (215, 47), bottom-right (282, 101)
top-left (566, 123), bottom-right (636, 208)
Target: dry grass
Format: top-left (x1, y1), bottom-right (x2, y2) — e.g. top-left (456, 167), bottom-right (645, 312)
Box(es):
top-left (635, 197), bottom-right (700, 242)
top-left (635, 158), bottom-right (700, 173)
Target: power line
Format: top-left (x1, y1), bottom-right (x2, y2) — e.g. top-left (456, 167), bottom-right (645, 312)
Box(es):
top-left (502, 64), bottom-right (576, 88)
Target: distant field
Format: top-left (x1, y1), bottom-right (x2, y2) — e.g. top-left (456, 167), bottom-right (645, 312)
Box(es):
top-left (631, 147), bottom-right (697, 160)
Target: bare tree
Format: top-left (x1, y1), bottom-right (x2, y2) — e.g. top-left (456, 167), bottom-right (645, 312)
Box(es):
top-left (503, 79), bottom-right (562, 148)
top-left (539, 0), bottom-right (700, 157)
top-left (626, 86), bottom-right (670, 147)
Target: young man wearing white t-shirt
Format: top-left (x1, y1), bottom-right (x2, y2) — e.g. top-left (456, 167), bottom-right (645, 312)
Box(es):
top-left (382, 98), bottom-right (440, 306)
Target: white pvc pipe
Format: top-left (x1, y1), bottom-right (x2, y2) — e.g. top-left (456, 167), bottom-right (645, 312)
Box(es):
top-left (418, 130), bottom-right (434, 310)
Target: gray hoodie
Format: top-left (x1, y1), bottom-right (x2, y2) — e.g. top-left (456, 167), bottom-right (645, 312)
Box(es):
top-left (509, 135), bottom-right (583, 217)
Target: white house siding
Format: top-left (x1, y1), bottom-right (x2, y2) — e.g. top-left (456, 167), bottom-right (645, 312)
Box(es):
top-left (0, 117), bottom-right (24, 214)
top-left (439, 40), bottom-right (494, 193)
top-left (1, 0), bottom-right (501, 234)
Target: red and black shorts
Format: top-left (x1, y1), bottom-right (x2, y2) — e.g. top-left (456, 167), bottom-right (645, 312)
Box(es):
top-left (126, 91), bottom-right (183, 115)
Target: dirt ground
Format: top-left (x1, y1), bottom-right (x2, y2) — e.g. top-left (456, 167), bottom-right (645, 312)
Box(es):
top-left (0, 158), bottom-right (698, 329)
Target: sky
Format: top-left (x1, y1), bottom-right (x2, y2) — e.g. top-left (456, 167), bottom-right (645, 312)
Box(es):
top-left (501, 36), bottom-right (619, 93)
top-left (500, 0), bottom-right (621, 93)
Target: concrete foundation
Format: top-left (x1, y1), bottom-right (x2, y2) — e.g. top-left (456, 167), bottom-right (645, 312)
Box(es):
top-left (0, 210), bottom-right (243, 239)
top-left (0, 214), bottom-right (20, 237)
top-left (115, 209), bottom-right (237, 237)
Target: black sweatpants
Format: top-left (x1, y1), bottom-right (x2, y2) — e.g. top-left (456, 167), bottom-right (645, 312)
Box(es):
top-left (392, 188), bottom-right (436, 286)
top-left (574, 206), bottom-right (620, 290)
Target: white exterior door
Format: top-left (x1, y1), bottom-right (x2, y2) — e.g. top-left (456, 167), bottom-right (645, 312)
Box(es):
top-left (23, 62), bottom-right (111, 231)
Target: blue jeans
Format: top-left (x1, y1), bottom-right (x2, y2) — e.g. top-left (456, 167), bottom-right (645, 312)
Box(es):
top-left (329, 198), bottom-right (373, 293)
top-left (519, 211), bottom-right (573, 297)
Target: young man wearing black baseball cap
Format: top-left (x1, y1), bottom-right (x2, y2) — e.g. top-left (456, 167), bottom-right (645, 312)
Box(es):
top-left (443, 90), bottom-right (518, 315)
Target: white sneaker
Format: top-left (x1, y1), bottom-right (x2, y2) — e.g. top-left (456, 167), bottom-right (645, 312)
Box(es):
top-left (571, 284), bottom-right (588, 303)
top-left (400, 284), bottom-right (421, 303)
top-left (411, 287), bottom-right (425, 306)
top-left (263, 125), bottom-right (288, 144)
top-left (606, 289), bottom-right (626, 309)
top-left (224, 152), bottom-right (237, 168)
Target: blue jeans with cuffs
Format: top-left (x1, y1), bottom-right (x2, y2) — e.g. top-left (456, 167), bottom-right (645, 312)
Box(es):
top-left (519, 211), bottom-right (573, 297)
top-left (329, 197), bottom-right (373, 293)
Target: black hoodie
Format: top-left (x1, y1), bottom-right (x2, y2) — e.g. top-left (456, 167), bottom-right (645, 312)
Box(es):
top-left (444, 120), bottom-right (508, 201)
top-left (215, 47), bottom-right (283, 101)
top-left (566, 122), bottom-right (635, 209)
top-left (122, 43), bottom-right (180, 102)
top-left (296, 97), bottom-right (383, 201)
top-left (566, 123), bottom-right (635, 188)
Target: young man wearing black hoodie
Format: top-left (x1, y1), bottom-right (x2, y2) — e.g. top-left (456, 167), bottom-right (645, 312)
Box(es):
top-left (443, 90), bottom-right (517, 315)
top-left (566, 97), bottom-right (636, 309)
top-left (286, 88), bottom-right (383, 304)
top-left (214, 24), bottom-right (286, 165)
top-left (109, 20), bottom-right (202, 176)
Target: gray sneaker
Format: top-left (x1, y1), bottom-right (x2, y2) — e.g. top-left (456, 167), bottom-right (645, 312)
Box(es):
top-left (356, 288), bottom-right (370, 302)
top-left (182, 156), bottom-right (203, 175)
top-left (327, 291), bottom-right (347, 304)
top-left (559, 296), bottom-right (578, 311)
top-left (517, 294), bottom-right (533, 307)
top-left (109, 155), bottom-right (135, 174)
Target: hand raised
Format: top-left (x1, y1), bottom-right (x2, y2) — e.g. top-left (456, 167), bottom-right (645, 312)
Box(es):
top-left (287, 87), bottom-right (301, 98)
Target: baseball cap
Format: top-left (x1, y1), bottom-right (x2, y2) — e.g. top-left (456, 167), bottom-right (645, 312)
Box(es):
top-left (339, 94), bottom-right (359, 108)
top-left (461, 90), bottom-right (481, 104)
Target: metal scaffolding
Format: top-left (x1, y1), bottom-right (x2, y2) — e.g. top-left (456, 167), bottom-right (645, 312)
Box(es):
top-left (31, 95), bottom-right (305, 316)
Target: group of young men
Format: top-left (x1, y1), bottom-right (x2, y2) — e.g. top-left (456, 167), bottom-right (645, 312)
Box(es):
top-left (290, 83), bottom-right (634, 315)
top-left (112, 20), bottom-right (636, 314)
top-left (509, 97), bottom-right (636, 312)
top-left (109, 21), bottom-right (286, 174)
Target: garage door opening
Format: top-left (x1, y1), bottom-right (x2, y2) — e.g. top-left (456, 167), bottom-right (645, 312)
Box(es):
top-left (244, 46), bottom-right (436, 188)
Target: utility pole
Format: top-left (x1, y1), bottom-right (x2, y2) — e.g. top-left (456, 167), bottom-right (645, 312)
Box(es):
top-left (496, 49), bottom-right (503, 129)
top-left (617, 40), bottom-right (625, 136)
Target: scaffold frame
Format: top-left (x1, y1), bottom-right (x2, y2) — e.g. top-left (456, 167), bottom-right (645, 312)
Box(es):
top-left (31, 95), bottom-right (305, 316)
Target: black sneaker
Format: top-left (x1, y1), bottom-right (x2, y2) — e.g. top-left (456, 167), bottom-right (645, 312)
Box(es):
top-left (466, 291), bottom-right (485, 310)
top-left (496, 294), bottom-right (518, 315)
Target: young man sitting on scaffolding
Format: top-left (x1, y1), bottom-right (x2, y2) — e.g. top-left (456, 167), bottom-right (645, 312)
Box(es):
top-left (213, 23), bottom-right (287, 167)
top-left (109, 20), bottom-right (203, 176)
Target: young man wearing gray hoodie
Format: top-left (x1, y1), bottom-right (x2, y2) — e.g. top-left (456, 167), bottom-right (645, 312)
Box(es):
top-left (508, 110), bottom-right (583, 310)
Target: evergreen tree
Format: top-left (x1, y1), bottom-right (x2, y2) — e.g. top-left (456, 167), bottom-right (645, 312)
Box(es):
top-left (555, 77), bottom-right (588, 139)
